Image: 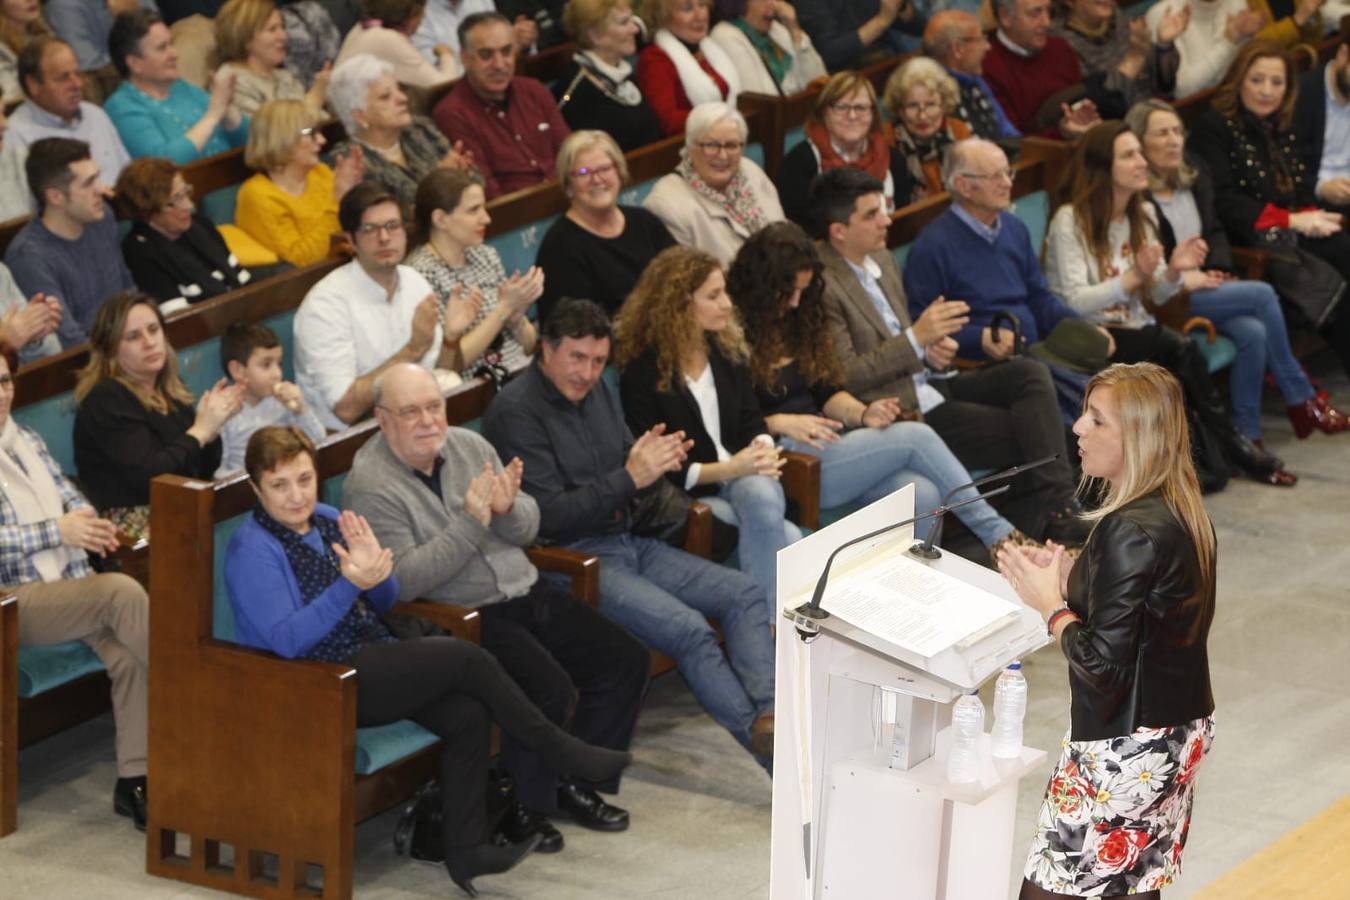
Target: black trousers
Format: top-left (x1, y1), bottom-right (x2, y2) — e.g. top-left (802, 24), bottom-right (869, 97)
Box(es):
top-left (1295, 230), bottom-right (1350, 379)
top-left (924, 356), bottom-right (1076, 536)
top-left (478, 580), bottom-right (649, 811)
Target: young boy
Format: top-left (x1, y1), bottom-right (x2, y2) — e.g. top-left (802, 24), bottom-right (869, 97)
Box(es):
top-left (216, 322), bottom-right (327, 478)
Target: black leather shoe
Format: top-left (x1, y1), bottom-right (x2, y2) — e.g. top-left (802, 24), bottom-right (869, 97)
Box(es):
top-left (495, 802), bottom-right (563, 853)
top-left (554, 780), bottom-right (629, 832)
top-left (113, 777), bottom-right (147, 832)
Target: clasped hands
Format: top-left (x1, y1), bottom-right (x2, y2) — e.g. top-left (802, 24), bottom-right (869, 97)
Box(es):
top-left (464, 457), bottom-right (524, 526)
top-left (996, 540), bottom-right (1075, 617)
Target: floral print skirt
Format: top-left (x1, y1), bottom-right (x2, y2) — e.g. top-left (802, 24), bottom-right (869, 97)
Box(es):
top-left (1024, 715), bottom-right (1216, 895)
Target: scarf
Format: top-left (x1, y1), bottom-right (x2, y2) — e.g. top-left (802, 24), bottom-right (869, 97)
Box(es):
top-left (729, 18), bottom-right (791, 91)
top-left (677, 153), bottom-right (768, 235)
top-left (653, 28), bottom-right (741, 107)
top-left (0, 418), bottom-right (84, 582)
top-left (805, 120), bottom-right (892, 183)
top-left (895, 118), bottom-right (970, 200)
top-left (252, 504), bottom-right (395, 663)
top-left (567, 50), bottom-right (644, 106)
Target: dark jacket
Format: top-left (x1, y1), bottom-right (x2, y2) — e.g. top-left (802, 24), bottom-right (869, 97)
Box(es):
top-left (1061, 492), bottom-right (1215, 741)
top-left (619, 342), bottom-right (767, 498)
top-left (774, 139), bottom-right (916, 232)
top-left (555, 60), bottom-right (663, 153)
top-left (1149, 152), bottom-right (1235, 272)
top-left (122, 215), bottom-right (253, 306)
top-left (794, 0), bottom-right (923, 71)
top-left (1293, 63), bottom-right (1332, 185)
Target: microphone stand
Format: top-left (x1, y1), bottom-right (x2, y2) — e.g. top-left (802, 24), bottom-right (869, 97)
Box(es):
top-left (908, 454), bottom-right (1060, 561)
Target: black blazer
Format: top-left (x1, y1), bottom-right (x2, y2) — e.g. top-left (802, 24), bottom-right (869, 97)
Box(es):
top-left (122, 215), bottom-right (253, 306)
top-left (1061, 492), bottom-right (1215, 741)
top-left (619, 342), bottom-right (767, 497)
top-left (774, 139), bottom-right (916, 233)
top-left (1293, 63), bottom-right (1330, 182)
top-left (1149, 152), bottom-right (1235, 272)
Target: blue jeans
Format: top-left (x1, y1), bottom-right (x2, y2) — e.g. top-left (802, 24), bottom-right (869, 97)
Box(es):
top-left (701, 475), bottom-right (804, 603)
top-left (780, 421), bottom-right (1015, 548)
top-left (1188, 280), bottom-right (1314, 439)
top-left (553, 533), bottom-right (774, 751)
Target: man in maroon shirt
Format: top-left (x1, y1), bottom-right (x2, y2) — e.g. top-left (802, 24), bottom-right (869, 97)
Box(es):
top-left (432, 11), bottom-right (571, 198)
top-left (981, 0), bottom-right (1102, 139)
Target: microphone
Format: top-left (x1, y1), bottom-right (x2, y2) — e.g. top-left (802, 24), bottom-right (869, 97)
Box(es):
top-left (908, 454), bottom-right (1060, 561)
top-left (790, 486), bottom-right (1010, 638)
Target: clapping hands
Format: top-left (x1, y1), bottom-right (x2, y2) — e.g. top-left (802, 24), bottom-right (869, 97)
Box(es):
top-left (332, 511), bottom-right (394, 590)
top-left (463, 458), bottom-right (524, 526)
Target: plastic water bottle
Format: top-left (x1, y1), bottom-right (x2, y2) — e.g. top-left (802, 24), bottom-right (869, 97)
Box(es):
top-left (992, 662), bottom-right (1028, 759)
top-left (946, 691), bottom-right (985, 784)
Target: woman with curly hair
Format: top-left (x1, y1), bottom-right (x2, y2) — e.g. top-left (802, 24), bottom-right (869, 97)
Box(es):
top-left (615, 245), bottom-right (801, 600)
top-left (728, 222), bottom-right (1022, 554)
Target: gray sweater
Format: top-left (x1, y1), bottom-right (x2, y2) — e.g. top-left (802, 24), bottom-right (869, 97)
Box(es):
top-left (342, 428), bottom-right (541, 607)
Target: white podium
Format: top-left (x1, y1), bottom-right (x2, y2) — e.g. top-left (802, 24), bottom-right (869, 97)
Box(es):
top-left (769, 486), bottom-right (1052, 900)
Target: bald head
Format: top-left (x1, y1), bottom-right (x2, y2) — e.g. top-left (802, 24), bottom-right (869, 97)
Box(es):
top-left (373, 363), bottom-right (449, 473)
top-left (943, 138), bottom-right (1013, 219)
top-left (924, 11), bottom-right (989, 75)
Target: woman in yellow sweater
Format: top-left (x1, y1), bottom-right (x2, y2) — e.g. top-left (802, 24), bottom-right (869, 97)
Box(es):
top-left (235, 100), bottom-right (365, 267)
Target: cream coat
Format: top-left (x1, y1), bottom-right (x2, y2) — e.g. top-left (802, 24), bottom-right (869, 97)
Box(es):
top-left (708, 20), bottom-right (827, 97)
top-left (642, 157), bottom-right (785, 266)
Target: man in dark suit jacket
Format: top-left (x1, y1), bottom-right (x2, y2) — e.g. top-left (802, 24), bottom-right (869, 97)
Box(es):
top-left (1293, 35), bottom-right (1350, 214)
top-left (812, 167), bottom-right (1085, 543)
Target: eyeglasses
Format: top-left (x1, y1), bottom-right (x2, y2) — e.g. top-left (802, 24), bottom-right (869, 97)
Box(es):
top-left (960, 168), bottom-right (1015, 182)
top-left (828, 101), bottom-right (873, 118)
top-left (570, 161), bottom-right (616, 181)
top-left (356, 219), bottom-right (405, 237)
top-left (165, 185), bottom-right (194, 208)
top-left (694, 140), bottom-right (745, 155)
top-left (378, 400), bottom-right (446, 423)
top-left (901, 100), bottom-right (943, 116)
top-left (298, 126), bottom-right (318, 138)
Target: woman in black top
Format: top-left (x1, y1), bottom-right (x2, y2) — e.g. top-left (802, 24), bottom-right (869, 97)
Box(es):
top-left (556, 0), bottom-right (662, 151)
top-left (72, 293), bottom-right (244, 535)
top-left (114, 158), bottom-right (259, 309)
top-left (535, 130), bottom-right (676, 320)
top-left (999, 362), bottom-right (1216, 899)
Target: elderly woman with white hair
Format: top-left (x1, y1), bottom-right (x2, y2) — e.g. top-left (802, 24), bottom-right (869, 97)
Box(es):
top-left (535, 130), bottom-right (677, 321)
top-left (643, 102), bottom-right (783, 265)
top-left (324, 53), bottom-right (475, 210)
top-left (883, 56), bottom-right (972, 204)
top-left (556, 0), bottom-right (663, 151)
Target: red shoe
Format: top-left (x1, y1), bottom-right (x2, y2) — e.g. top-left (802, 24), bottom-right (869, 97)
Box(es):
top-left (1287, 396), bottom-right (1350, 438)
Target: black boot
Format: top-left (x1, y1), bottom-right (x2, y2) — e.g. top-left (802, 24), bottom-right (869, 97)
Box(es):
top-left (113, 776), bottom-right (147, 831)
top-left (445, 836), bottom-right (541, 898)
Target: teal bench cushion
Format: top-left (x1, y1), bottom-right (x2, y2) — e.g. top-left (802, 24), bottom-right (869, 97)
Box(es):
top-left (354, 720), bottom-right (440, 775)
top-left (14, 394), bottom-right (78, 477)
top-left (16, 640), bottom-right (105, 698)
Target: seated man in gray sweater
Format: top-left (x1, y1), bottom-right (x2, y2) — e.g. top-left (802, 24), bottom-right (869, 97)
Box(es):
top-left (342, 363), bottom-right (649, 852)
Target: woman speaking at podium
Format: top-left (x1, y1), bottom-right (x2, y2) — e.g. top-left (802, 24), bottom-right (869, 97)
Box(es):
top-left (997, 362), bottom-right (1216, 899)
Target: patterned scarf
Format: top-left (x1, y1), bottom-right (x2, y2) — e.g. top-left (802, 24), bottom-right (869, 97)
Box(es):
top-left (677, 154), bottom-right (769, 235)
top-left (805, 120), bottom-right (892, 183)
top-left (894, 118), bottom-right (970, 200)
top-left (728, 18), bottom-right (791, 91)
top-left (955, 79), bottom-right (1000, 142)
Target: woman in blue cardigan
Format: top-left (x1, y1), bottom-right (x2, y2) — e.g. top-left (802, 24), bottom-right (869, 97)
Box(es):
top-left (224, 426), bottom-right (631, 897)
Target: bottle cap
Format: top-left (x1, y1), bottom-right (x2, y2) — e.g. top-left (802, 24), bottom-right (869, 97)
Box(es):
top-left (1008, 661), bottom-right (1022, 670)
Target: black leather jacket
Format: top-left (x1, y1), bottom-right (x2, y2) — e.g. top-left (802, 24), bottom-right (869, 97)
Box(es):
top-left (1061, 492), bottom-right (1215, 741)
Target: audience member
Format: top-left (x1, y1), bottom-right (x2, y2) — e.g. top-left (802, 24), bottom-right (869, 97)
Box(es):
top-left (982, 0), bottom-right (1103, 138)
top-left (636, 0), bottom-right (739, 136)
top-left (0, 104), bottom-right (30, 220)
top-left (1128, 99), bottom-right (1347, 441)
top-left (410, 0), bottom-right (534, 62)
top-left (615, 246), bottom-right (800, 600)
top-left (496, 0), bottom-right (566, 49)
top-left (115, 157), bottom-right (256, 309)
top-left (556, 0), bottom-right (662, 151)
top-left (276, 0), bottom-right (342, 88)
top-left (293, 183), bottom-right (460, 429)
top-left (335, 0), bottom-right (461, 86)
top-left (226, 424), bottom-right (630, 895)
top-left (0, 0), bottom-right (49, 104)
top-left (0, 349), bottom-right (151, 831)
top-left (407, 170), bottom-right (539, 378)
top-left (1191, 41), bottom-right (1350, 379)
top-left (305, 0), bottom-right (361, 35)
top-left (215, 321), bottom-right (325, 477)
top-left (344, 362), bottom-right (648, 845)
top-left (73, 292), bottom-right (243, 532)
top-left (1144, 0), bottom-right (1267, 97)
top-left (1051, 0), bottom-right (1186, 108)
top-left (6, 138), bottom-right (134, 348)
top-left (1294, 30), bottom-right (1350, 213)
top-left (45, 0), bottom-right (156, 103)
top-left (0, 260), bottom-right (62, 366)
top-left (794, 0), bottom-right (922, 72)
top-left (236, 99), bottom-right (364, 267)
top-left (775, 71), bottom-right (914, 226)
top-left (326, 54), bottom-right (475, 211)
top-left (483, 298), bottom-right (777, 763)
top-left (710, 0), bottom-right (827, 96)
top-left (644, 102), bottom-right (783, 265)
top-left (923, 11), bottom-right (1020, 142)
top-left (1043, 120), bottom-right (1296, 486)
top-left (10, 37), bottom-right (132, 184)
top-left (727, 222), bottom-right (1028, 555)
top-left (432, 12), bottom-right (570, 198)
top-left (215, 0), bottom-right (330, 119)
top-left (883, 56), bottom-right (971, 203)
top-left (812, 167), bottom-right (1085, 542)
top-left (105, 9), bottom-right (251, 163)
top-left (534, 130), bottom-right (676, 321)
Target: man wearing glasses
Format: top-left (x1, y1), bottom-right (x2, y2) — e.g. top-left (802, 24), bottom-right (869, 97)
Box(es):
top-left (923, 11), bottom-right (1021, 143)
top-left (294, 183), bottom-right (465, 430)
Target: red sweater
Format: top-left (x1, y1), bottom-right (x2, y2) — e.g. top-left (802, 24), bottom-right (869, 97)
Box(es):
top-left (636, 43), bottom-right (730, 137)
top-left (981, 35), bottom-right (1083, 139)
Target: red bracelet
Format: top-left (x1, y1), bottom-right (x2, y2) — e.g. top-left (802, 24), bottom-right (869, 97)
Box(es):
top-left (1046, 608), bottom-right (1078, 637)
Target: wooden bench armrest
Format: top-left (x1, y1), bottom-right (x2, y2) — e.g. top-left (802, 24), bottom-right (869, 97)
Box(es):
top-left (684, 501), bottom-right (713, 559)
top-left (781, 451), bottom-right (821, 531)
top-left (526, 546), bottom-right (600, 607)
top-left (392, 601), bottom-right (482, 644)
top-left (1231, 247), bottom-right (1268, 281)
top-left (1181, 316), bottom-right (1219, 343)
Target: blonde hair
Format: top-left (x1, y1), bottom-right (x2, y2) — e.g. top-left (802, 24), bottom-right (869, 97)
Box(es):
top-left (556, 129), bottom-right (629, 192)
top-left (1124, 99), bottom-right (1198, 192)
top-left (882, 56), bottom-right (960, 122)
top-left (215, 0), bottom-right (278, 64)
top-left (74, 293), bottom-right (194, 413)
top-left (245, 99), bottom-right (315, 171)
top-left (1079, 362), bottom-right (1215, 579)
top-left (811, 71), bottom-right (884, 138)
top-left (563, 0), bottom-right (631, 45)
top-left (644, 0), bottom-right (711, 31)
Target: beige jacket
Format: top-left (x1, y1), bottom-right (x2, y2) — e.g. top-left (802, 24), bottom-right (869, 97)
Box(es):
top-left (642, 157), bottom-right (784, 266)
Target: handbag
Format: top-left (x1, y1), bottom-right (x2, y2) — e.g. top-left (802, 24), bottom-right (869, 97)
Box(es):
top-left (1256, 228), bottom-right (1346, 330)
top-left (632, 476), bottom-right (740, 562)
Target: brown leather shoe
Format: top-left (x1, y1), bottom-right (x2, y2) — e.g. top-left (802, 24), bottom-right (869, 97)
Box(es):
top-left (1287, 396), bottom-right (1350, 439)
top-left (750, 713), bottom-right (774, 759)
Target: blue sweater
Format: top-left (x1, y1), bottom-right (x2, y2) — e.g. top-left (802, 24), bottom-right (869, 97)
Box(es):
top-left (903, 207), bottom-right (1077, 360)
top-left (225, 503), bottom-right (400, 660)
top-left (105, 79), bottom-right (250, 164)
